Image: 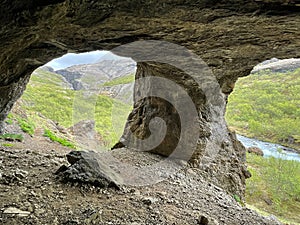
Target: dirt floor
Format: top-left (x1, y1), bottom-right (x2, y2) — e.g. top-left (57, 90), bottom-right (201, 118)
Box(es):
top-left (0, 131), bottom-right (284, 225)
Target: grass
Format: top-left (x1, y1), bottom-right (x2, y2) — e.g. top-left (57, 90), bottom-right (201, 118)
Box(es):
top-left (21, 68), bottom-right (132, 147)
top-left (226, 68), bottom-right (300, 150)
top-left (103, 74), bottom-right (134, 86)
top-left (17, 118), bottom-right (35, 136)
top-left (0, 133), bottom-right (24, 142)
top-left (246, 153), bottom-right (300, 223)
top-left (43, 129), bottom-right (76, 149)
top-left (226, 68), bottom-right (300, 223)
top-left (22, 69), bottom-right (75, 128)
top-left (1, 143), bottom-right (15, 147)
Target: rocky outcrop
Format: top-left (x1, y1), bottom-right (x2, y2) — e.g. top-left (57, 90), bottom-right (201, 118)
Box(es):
top-left (247, 147), bottom-right (264, 156)
top-left (1, 1), bottom-right (300, 223)
top-left (55, 70), bottom-right (84, 90)
top-left (55, 58), bottom-right (136, 90)
top-left (68, 120), bottom-right (104, 150)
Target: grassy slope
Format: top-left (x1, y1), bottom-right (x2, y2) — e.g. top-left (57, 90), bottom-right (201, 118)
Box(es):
top-left (246, 153), bottom-right (300, 224)
top-left (103, 74), bottom-right (135, 86)
top-left (21, 68), bottom-right (132, 147)
top-left (226, 68), bottom-right (300, 150)
top-left (226, 68), bottom-right (300, 223)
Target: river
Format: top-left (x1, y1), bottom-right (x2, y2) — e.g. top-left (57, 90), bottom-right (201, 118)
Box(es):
top-left (236, 134), bottom-right (300, 162)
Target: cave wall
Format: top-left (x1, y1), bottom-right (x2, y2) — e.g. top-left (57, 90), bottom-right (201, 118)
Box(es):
top-left (1, 0), bottom-right (300, 196)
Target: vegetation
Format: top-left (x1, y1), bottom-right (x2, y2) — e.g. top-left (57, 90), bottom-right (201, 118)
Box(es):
top-left (21, 68), bottom-right (132, 147)
top-left (226, 68), bottom-right (300, 223)
top-left (22, 69), bottom-right (75, 128)
top-left (103, 74), bottom-right (134, 86)
top-left (246, 153), bottom-right (300, 223)
top-left (17, 118), bottom-right (35, 136)
top-left (0, 133), bottom-right (24, 142)
top-left (43, 129), bottom-right (76, 149)
top-left (226, 68), bottom-right (300, 150)
top-left (1, 143), bottom-right (14, 147)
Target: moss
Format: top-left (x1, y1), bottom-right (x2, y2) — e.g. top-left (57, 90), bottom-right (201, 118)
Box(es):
top-left (17, 118), bottom-right (35, 136)
top-left (43, 129), bottom-right (76, 149)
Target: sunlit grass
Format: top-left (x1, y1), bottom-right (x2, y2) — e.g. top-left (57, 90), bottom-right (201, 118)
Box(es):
top-left (246, 153), bottom-right (300, 223)
top-left (21, 68), bottom-right (132, 147)
top-left (226, 68), bottom-right (300, 150)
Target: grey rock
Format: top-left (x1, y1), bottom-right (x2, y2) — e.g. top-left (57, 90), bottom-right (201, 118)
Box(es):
top-left (57, 151), bottom-right (122, 189)
top-left (2, 207), bottom-right (30, 217)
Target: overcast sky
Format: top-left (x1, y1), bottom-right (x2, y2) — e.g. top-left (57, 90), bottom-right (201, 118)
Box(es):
top-left (45, 50), bottom-right (124, 70)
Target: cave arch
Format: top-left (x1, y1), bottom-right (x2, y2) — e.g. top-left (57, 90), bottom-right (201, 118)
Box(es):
top-left (1, 0), bottom-right (300, 197)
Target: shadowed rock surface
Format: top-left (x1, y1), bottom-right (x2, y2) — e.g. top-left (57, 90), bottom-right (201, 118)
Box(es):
top-left (1, 1), bottom-right (300, 224)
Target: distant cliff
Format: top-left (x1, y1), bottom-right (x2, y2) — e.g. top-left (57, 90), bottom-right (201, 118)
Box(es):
top-left (55, 59), bottom-right (136, 91)
top-left (252, 58), bottom-right (300, 73)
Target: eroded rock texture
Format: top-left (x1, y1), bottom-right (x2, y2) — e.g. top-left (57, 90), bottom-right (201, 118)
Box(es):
top-left (1, 0), bottom-right (300, 206)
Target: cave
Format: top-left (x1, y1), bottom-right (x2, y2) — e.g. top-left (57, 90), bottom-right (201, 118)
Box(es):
top-left (0, 1), bottom-right (300, 224)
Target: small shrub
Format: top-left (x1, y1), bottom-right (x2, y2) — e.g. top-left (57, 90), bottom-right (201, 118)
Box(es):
top-left (17, 118), bottom-right (35, 136)
top-left (7, 113), bottom-right (13, 119)
top-left (43, 129), bottom-right (76, 149)
top-left (2, 143), bottom-right (14, 147)
top-left (233, 194), bottom-right (244, 206)
top-left (0, 133), bottom-right (24, 142)
top-left (5, 119), bottom-right (13, 125)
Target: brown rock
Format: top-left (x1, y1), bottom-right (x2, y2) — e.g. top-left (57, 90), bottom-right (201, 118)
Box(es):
top-left (247, 146), bottom-right (264, 156)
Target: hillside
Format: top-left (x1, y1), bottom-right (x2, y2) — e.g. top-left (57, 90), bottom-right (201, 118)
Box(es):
top-left (54, 58), bottom-right (136, 90)
top-left (225, 66), bottom-right (300, 223)
top-left (226, 68), bottom-right (300, 151)
top-left (19, 65), bottom-right (135, 148)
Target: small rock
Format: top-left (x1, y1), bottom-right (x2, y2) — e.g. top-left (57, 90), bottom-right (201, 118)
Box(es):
top-left (3, 207), bottom-right (30, 217)
top-left (142, 197), bottom-right (159, 205)
top-left (247, 147), bottom-right (264, 156)
top-left (15, 169), bottom-right (28, 179)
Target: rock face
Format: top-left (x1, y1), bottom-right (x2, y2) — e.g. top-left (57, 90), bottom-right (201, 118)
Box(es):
top-left (55, 58), bottom-right (136, 90)
top-left (0, 0), bottom-right (300, 221)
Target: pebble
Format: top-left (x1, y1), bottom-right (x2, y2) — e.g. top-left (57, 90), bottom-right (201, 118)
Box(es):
top-left (3, 207), bottom-right (31, 217)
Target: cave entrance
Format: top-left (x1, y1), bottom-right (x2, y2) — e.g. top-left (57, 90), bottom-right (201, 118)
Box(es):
top-left (6, 51), bottom-right (136, 150)
top-left (226, 57), bottom-right (300, 156)
top-left (225, 58), bottom-right (300, 223)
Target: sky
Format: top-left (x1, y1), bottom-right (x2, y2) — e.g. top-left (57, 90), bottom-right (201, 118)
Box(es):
top-left (45, 50), bottom-right (124, 70)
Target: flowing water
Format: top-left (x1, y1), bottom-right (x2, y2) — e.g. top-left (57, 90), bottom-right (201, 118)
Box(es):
top-left (237, 134), bottom-right (300, 162)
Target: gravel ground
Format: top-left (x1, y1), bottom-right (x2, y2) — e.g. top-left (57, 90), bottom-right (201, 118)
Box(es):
top-left (0, 132), bottom-right (283, 225)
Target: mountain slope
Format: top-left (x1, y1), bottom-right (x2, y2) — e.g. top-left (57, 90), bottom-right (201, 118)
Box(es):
top-left (21, 66), bottom-right (134, 147)
top-left (55, 58), bottom-right (136, 90)
top-left (226, 68), bottom-right (300, 151)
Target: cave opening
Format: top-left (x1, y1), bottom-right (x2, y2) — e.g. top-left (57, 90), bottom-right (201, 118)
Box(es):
top-left (225, 57), bottom-right (300, 158)
top-left (225, 57), bottom-right (300, 222)
top-left (2, 50), bottom-right (136, 151)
